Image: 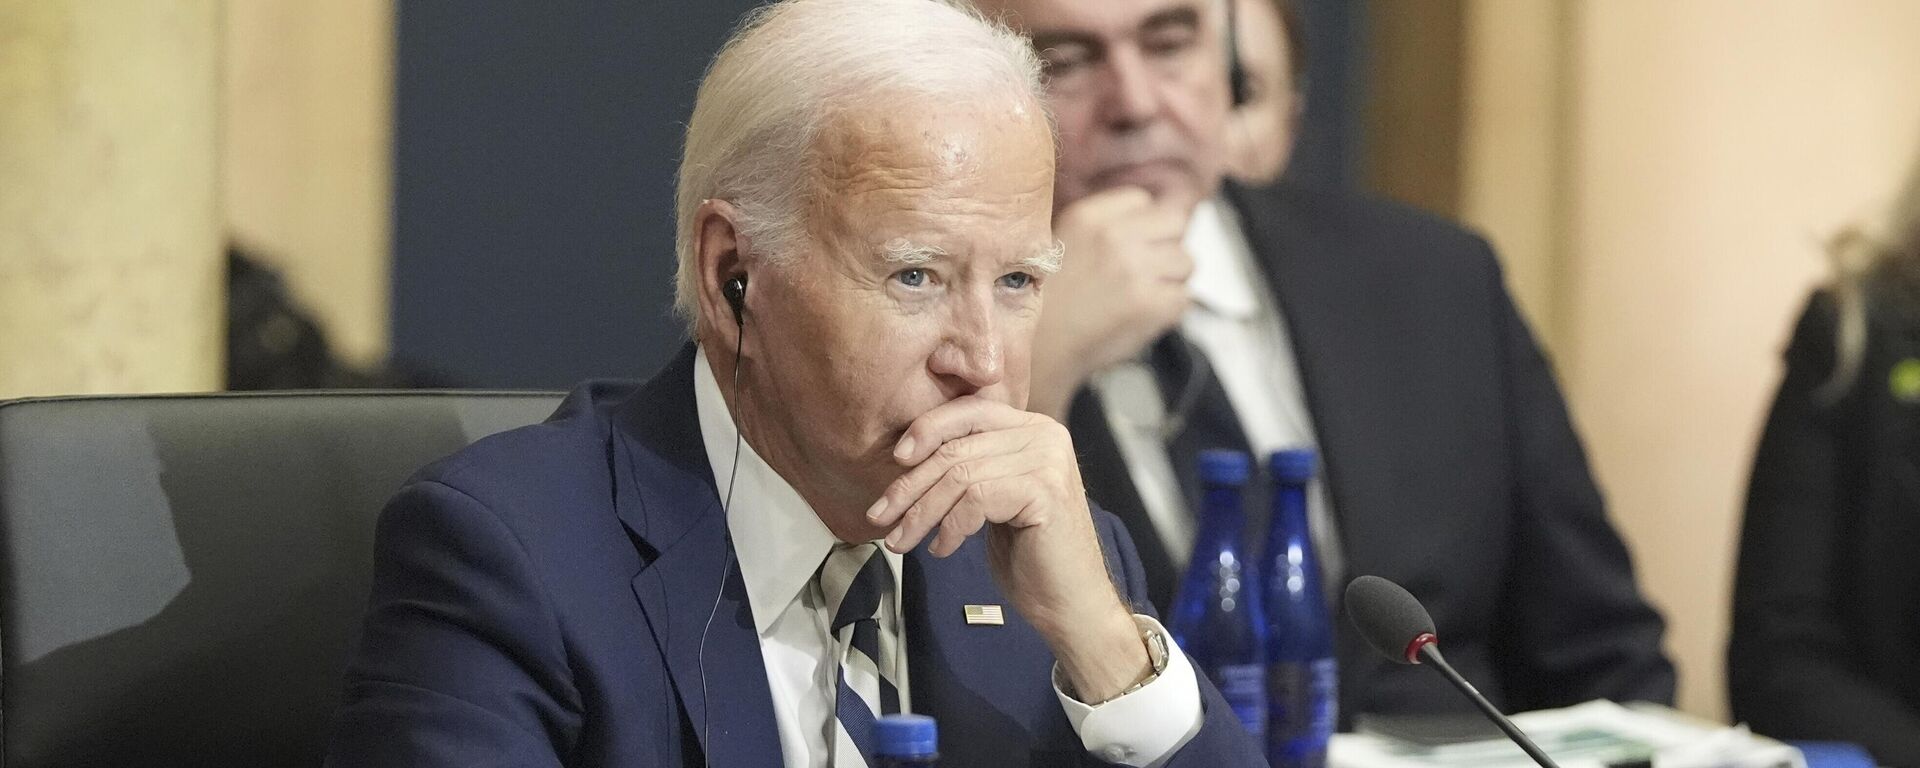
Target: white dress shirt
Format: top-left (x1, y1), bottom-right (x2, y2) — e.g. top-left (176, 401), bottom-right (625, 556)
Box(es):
top-left (1092, 197), bottom-right (1343, 584)
top-left (691, 349), bottom-right (1204, 767)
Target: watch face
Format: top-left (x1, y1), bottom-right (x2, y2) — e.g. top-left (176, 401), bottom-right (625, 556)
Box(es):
top-left (1133, 618), bottom-right (1172, 694)
top-left (1147, 626), bottom-right (1171, 672)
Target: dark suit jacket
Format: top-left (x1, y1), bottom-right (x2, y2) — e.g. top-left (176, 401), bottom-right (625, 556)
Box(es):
top-left (327, 345), bottom-right (1263, 767)
top-left (1730, 290), bottom-right (1920, 766)
top-left (1068, 181), bottom-right (1675, 725)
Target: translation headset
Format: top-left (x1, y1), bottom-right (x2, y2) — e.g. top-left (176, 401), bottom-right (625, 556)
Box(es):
top-left (723, 275), bottom-right (748, 326)
top-left (698, 268), bottom-right (912, 760)
top-left (698, 272), bottom-right (748, 766)
top-left (1226, 0), bottom-right (1250, 107)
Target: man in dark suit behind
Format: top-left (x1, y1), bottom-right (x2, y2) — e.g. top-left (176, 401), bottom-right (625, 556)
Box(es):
top-left (327, 1), bottom-right (1263, 765)
top-left (971, 0), bottom-right (1677, 723)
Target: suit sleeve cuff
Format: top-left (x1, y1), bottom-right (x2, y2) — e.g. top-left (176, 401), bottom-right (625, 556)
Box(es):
top-left (1053, 614), bottom-right (1205, 767)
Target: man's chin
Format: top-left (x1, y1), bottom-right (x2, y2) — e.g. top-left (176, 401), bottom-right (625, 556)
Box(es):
top-left (839, 519), bottom-right (894, 547)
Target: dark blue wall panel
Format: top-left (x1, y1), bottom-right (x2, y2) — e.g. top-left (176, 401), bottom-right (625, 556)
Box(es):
top-left (1284, 0), bottom-right (1367, 192)
top-left (394, 1), bottom-right (758, 388)
top-left (393, 1), bottom-right (1366, 388)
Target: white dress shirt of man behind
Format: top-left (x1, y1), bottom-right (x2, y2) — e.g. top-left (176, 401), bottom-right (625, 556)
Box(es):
top-left (1094, 197), bottom-right (1344, 582)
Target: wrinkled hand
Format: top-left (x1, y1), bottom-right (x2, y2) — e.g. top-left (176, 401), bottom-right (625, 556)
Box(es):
top-left (866, 396), bottom-right (1149, 700)
top-left (1029, 187), bottom-right (1193, 419)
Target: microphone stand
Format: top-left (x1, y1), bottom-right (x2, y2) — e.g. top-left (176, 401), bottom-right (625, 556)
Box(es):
top-left (1417, 644), bottom-right (1562, 768)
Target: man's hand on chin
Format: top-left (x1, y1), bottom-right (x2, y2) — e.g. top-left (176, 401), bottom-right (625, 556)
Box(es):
top-left (1027, 187), bottom-right (1194, 421)
top-left (864, 396), bottom-right (1153, 702)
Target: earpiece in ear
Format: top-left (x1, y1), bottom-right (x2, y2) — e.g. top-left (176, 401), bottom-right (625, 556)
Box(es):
top-left (723, 275), bottom-right (748, 326)
top-left (1226, 0), bottom-right (1251, 107)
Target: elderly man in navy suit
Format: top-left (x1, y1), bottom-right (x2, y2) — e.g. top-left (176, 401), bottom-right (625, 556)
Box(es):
top-left (325, 1), bottom-right (1264, 766)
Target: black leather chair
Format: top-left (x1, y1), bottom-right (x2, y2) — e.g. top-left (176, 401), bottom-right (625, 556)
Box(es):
top-left (0, 390), bottom-right (563, 767)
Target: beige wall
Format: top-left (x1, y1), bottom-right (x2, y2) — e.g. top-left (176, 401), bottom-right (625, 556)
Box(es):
top-left (1366, 0), bottom-right (1466, 221)
top-left (1458, 0), bottom-right (1574, 350)
top-left (223, 0), bottom-right (394, 367)
top-left (0, 0), bottom-right (391, 399)
top-left (1457, 0), bottom-right (1920, 720)
top-left (0, 1), bottom-right (224, 398)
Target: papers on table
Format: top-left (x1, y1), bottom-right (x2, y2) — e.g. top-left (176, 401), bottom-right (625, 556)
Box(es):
top-left (1330, 700), bottom-right (1806, 768)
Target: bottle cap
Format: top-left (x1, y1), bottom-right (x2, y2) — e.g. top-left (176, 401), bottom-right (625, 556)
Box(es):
top-left (1269, 448), bottom-right (1318, 484)
top-left (877, 714), bottom-right (938, 757)
top-left (1197, 449), bottom-right (1252, 486)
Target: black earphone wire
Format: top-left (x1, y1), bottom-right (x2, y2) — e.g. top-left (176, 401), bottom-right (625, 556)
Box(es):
top-left (1158, 349), bottom-right (1213, 442)
top-left (697, 311), bottom-right (746, 767)
top-left (1225, 0), bottom-right (1249, 107)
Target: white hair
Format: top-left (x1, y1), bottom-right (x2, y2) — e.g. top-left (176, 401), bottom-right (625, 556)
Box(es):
top-left (672, 0), bottom-right (1049, 325)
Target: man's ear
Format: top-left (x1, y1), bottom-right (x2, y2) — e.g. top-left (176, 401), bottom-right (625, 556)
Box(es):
top-left (693, 198), bottom-right (751, 348)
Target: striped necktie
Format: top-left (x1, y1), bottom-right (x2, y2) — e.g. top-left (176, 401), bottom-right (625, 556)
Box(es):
top-left (818, 542), bottom-right (900, 766)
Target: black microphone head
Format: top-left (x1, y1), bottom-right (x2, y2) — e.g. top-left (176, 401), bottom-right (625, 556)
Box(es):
top-left (1346, 575), bottom-right (1439, 665)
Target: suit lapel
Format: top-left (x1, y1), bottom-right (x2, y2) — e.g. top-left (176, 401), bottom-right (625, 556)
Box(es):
top-left (612, 345), bottom-right (783, 765)
top-left (1224, 182), bottom-right (1391, 579)
top-left (1226, 182), bottom-right (1410, 708)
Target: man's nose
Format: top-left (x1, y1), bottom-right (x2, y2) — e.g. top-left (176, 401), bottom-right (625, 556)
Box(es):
top-left (929, 298), bottom-right (1005, 396)
top-left (1099, 46), bottom-right (1166, 129)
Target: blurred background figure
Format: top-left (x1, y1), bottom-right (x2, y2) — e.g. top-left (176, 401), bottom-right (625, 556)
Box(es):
top-left (1730, 143), bottom-right (1920, 765)
top-left (977, 0), bottom-right (1674, 725)
top-left (1222, 0), bottom-right (1305, 186)
top-left (227, 244), bottom-right (450, 390)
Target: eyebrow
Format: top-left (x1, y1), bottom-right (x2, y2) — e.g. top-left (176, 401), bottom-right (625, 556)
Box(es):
top-left (881, 238), bottom-right (1064, 275)
top-left (1141, 6), bottom-right (1202, 36)
top-left (1028, 5), bottom-right (1202, 54)
top-left (1029, 29), bottom-right (1101, 57)
top-left (1019, 240), bottom-right (1066, 275)
top-left (882, 238), bottom-right (946, 266)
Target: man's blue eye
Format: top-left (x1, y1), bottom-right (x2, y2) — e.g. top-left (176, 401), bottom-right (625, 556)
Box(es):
top-left (896, 269), bottom-right (928, 287)
top-left (1001, 272), bottom-right (1033, 290)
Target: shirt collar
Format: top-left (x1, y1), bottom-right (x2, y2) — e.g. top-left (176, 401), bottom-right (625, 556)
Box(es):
top-left (1182, 196), bottom-right (1263, 319)
top-left (692, 346), bottom-right (902, 635)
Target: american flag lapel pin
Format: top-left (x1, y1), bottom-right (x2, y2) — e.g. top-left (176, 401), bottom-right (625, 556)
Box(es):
top-left (963, 604), bottom-right (1005, 626)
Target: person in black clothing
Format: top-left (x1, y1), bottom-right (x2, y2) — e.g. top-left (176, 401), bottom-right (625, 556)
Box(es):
top-left (973, 0), bottom-right (1674, 724)
top-left (227, 244), bottom-right (449, 390)
top-left (1731, 153), bottom-right (1920, 765)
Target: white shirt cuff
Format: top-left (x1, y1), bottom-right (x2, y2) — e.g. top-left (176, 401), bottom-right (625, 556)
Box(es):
top-left (1053, 614), bottom-right (1205, 767)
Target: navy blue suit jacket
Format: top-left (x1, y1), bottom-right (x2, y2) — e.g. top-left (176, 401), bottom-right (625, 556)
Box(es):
top-left (327, 346), bottom-right (1264, 767)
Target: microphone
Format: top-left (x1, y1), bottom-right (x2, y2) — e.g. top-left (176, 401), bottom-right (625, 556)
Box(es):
top-left (1344, 576), bottom-right (1563, 768)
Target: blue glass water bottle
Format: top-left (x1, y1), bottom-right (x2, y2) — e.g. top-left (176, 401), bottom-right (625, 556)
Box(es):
top-left (1168, 449), bottom-right (1268, 741)
top-left (1264, 449), bottom-right (1336, 768)
top-left (876, 714), bottom-right (938, 767)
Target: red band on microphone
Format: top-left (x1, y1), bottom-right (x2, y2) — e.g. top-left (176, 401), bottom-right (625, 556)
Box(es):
top-left (1404, 632), bottom-right (1438, 664)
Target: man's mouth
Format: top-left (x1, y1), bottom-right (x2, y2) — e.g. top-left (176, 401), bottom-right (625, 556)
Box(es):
top-left (1089, 159), bottom-right (1188, 192)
